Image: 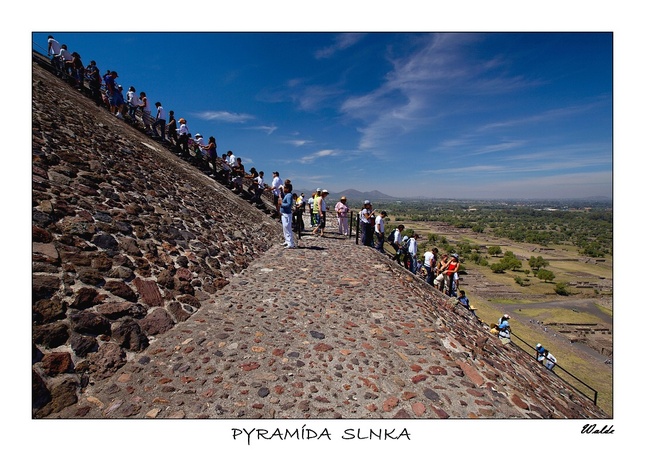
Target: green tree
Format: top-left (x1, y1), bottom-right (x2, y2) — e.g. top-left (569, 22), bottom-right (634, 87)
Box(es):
top-left (499, 251), bottom-right (523, 271)
top-left (554, 282), bottom-right (570, 296)
top-left (536, 269), bottom-right (555, 283)
top-left (490, 263), bottom-right (506, 273)
top-left (528, 256), bottom-right (549, 270)
top-left (488, 245), bottom-right (502, 256)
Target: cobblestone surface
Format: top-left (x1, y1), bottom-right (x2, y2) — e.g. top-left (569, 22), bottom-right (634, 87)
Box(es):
top-left (51, 233), bottom-right (605, 419)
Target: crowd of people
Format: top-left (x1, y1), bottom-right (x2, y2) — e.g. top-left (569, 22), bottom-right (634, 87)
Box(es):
top-left (43, 35), bottom-right (299, 217)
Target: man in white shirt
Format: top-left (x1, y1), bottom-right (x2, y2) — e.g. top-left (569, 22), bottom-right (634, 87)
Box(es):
top-left (423, 247), bottom-right (438, 285)
top-left (392, 224), bottom-right (405, 264)
top-left (47, 35), bottom-right (62, 74)
top-left (227, 151), bottom-right (237, 168)
top-left (271, 171), bottom-right (283, 215)
top-left (374, 211), bottom-right (388, 252)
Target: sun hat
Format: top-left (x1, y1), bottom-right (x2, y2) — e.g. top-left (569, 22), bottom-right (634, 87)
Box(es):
top-left (179, 118), bottom-right (186, 123)
top-left (340, 196), bottom-right (347, 200)
top-left (364, 200), bottom-right (371, 205)
top-left (322, 189), bottom-right (329, 194)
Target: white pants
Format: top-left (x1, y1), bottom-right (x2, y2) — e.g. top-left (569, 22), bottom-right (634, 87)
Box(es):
top-left (282, 212), bottom-right (295, 247)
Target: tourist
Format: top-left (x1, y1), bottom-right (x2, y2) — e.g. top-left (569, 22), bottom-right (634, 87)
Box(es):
top-left (496, 314), bottom-right (512, 344)
top-left (271, 171), bottom-right (283, 216)
top-left (360, 200), bottom-right (375, 246)
top-left (312, 190), bottom-right (329, 237)
top-left (456, 290), bottom-right (477, 316)
top-left (152, 102), bottom-right (166, 141)
top-left (57, 44), bottom-right (74, 78)
top-left (126, 87), bottom-right (139, 120)
top-left (47, 35), bottom-right (63, 75)
top-left (391, 224), bottom-right (405, 263)
top-left (68, 52), bottom-right (85, 89)
top-left (177, 117), bottom-right (190, 157)
top-left (544, 350), bottom-right (557, 371)
top-left (423, 247), bottom-right (438, 286)
top-left (86, 61), bottom-right (102, 106)
top-left (279, 183), bottom-right (297, 249)
top-left (231, 157), bottom-right (245, 193)
top-left (251, 171), bottom-right (265, 204)
top-left (201, 136), bottom-right (217, 176)
top-left (407, 234), bottom-right (419, 274)
top-left (374, 211), bottom-right (388, 252)
top-left (443, 253), bottom-right (460, 297)
top-left (166, 110), bottom-right (178, 146)
top-left (139, 91), bottom-right (153, 133)
top-left (335, 196), bottom-right (350, 236)
top-left (535, 343), bottom-right (547, 363)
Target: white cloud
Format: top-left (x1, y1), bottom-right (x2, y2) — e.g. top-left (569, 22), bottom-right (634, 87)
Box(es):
top-left (299, 149), bottom-right (340, 163)
top-left (284, 139), bottom-right (312, 147)
top-left (195, 111), bottom-right (255, 123)
top-left (248, 125), bottom-right (277, 135)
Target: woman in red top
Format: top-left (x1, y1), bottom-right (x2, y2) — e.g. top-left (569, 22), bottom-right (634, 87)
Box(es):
top-left (443, 254), bottom-right (460, 297)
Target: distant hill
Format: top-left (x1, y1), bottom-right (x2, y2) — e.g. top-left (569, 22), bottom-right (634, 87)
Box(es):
top-left (331, 189), bottom-right (397, 201)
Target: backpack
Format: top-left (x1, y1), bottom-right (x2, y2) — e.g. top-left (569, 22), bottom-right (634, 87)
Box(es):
top-left (387, 229), bottom-right (396, 244)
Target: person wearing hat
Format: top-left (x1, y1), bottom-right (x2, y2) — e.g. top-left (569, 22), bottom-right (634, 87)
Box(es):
top-left (312, 190), bottom-right (329, 237)
top-left (192, 133), bottom-right (205, 156)
top-left (176, 117), bottom-right (190, 157)
top-left (535, 343), bottom-right (547, 363)
top-left (335, 195), bottom-right (350, 236)
top-left (152, 101), bottom-right (166, 141)
top-left (496, 314), bottom-right (512, 344)
top-left (374, 211), bottom-right (388, 252)
top-left (360, 200), bottom-right (375, 247)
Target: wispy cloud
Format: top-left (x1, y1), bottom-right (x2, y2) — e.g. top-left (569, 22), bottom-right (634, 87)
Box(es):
top-left (315, 33), bottom-right (367, 59)
top-left (284, 139), bottom-right (312, 147)
top-left (477, 104), bottom-right (599, 132)
top-left (299, 149), bottom-right (340, 163)
top-left (340, 34), bottom-right (539, 151)
top-left (195, 111), bottom-right (254, 123)
top-left (247, 125), bottom-right (277, 135)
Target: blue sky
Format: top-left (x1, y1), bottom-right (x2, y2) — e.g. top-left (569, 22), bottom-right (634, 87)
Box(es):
top-left (32, 31), bottom-right (612, 199)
